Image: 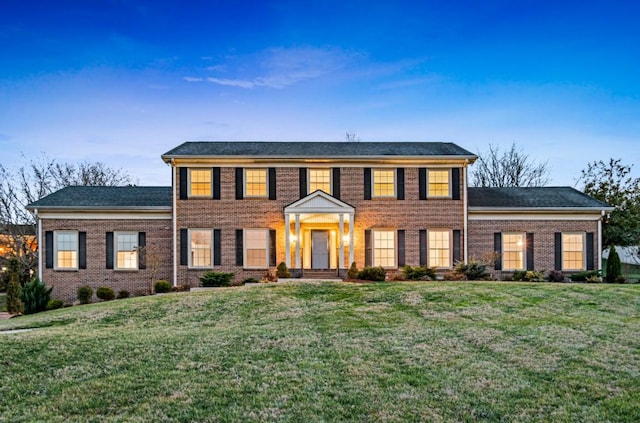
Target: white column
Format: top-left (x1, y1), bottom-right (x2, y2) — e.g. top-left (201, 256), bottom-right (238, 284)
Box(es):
top-left (349, 213), bottom-right (355, 266)
top-left (295, 214), bottom-right (301, 268)
top-left (339, 213), bottom-right (345, 269)
top-left (285, 213), bottom-right (291, 268)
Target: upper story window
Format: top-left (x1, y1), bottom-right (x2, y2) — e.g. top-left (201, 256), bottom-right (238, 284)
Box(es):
top-left (309, 169), bottom-right (331, 194)
top-left (502, 233), bottom-right (525, 271)
top-left (115, 232), bottom-right (138, 270)
top-left (245, 169), bottom-right (268, 197)
top-left (428, 169), bottom-right (450, 197)
top-left (55, 231), bottom-right (78, 270)
top-left (428, 230), bottom-right (451, 268)
top-left (373, 230), bottom-right (396, 268)
top-left (373, 169), bottom-right (395, 198)
top-left (244, 229), bottom-right (268, 268)
top-left (189, 169), bottom-right (212, 197)
top-left (562, 233), bottom-right (584, 271)
top-left (189, 229), bottom-right (213, 268)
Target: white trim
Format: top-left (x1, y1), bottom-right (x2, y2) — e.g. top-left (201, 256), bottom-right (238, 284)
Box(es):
top-left (36, 209), bottom-right (42, 280)
top-left (164, 157), bottom-right (477, 167)
top-left (501, 232), bottom-right (526, 271)
top-left (188, 168), bottom-right (213, 198)
top-left (426, 168), bottom-right (452, 198)
top-left (372, 168), bottom-right (396, 198)
top-left (463, 161), bottom-right (468, 264)
top-left (172, 160), bottom-right (177, 287)
top-left (427, 229), bottom-right (453, 269)
top-left (561, 232), bottom-right (586, 271)
top-left (114, 231), bottom-right (139, 270)
top-left (285, 190), bottom-right (354, 214)
top-left (243, 168), bottom-right (268, 198)
top-left (372, 229), bottom-right (397, 269)
top-left (243, 228), bottom-right (270, 269)
top-left (598, 210), bottom-right (604, 270)
top-left (188, 229), bottom-right (214, 269)
top-left (469, 213), bottom-right (603, 221)
top-left (36, 211), bottom-right (171, 220)
top-left (308, 168), bottom-right (332, 195)
top-left (53, 230), bottom-right (79, 271)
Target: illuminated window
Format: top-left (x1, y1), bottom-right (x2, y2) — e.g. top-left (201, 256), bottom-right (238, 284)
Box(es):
top-left (244, 229), bottom-right (268, 268)
top-left (115, 232), bottom-right (138, 270)
top-left (429, 230), bottom-right (451, 268)
top-left (562, 233), bottom-right (584, 271)
top-left (245, 169), bottom-right (268, 197)
top-left (428, 169), bottom-right (450, 197)
top-left (374, 230), bottom-right (396, 268)
top-left (502, 233), bottom-right (525, 270)
top-left (189, 229), bottom-right (212, 268)
top-left (309, 169), bottom-right (331, 194)
top-left (189, 169), bottom-right (212, 197)
top-left (55, 231), bottom-right (78, 270)
top-left (373, 169), bottom-right (395, 197)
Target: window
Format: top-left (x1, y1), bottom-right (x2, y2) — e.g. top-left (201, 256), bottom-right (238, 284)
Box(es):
top-left (245, 169), bottom-right (268, 197)
top-left (309, 169), bottom-right (331, 194)
top-left (428, 169), bottom-right (450, 197)
top-left (429, 230), bottom-right (451, 268)
top-left (55, 231), bottom-right (78, 270)
top-left (562, 233), bottom-right (584, 271)
top-left (115, 232), bottom-right (138, 270)
top-left (502, 233), bottom-right (525, 270)
top-left (373, 169), bottom-right (395, 197)
top-left (374, 230), bottom-right (396, 268)
top-left (189, 169), bottom-right (212, 197)
top-left (190, 229), bottom-right (213, 268)
top-left (244, 229), bottom-right (268, 268)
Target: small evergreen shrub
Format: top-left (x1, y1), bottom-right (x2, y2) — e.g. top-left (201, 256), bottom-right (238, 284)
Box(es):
top-left (6, 258), bottom-right (24, 314)
top-left (154, 280), bottom-right (171, 293)
top-left (21, 277), bottom-right (53, 314)
top-left (357, 266), bottom-right (386, 281)
top-left (242, 277), bottom-right (260, 284)
top-left (77, 286), bottom-right (93, 304)
top-left (200, 271), bottom-right (235, 287)
top-left (96, 286), bottom-right (115, 301)
top-left (117, 290), bottom-right (131, 299)
top-left (512, 270), bottom-right (546, 282)
top-left (402, 265), bottom-right (436, 281)
top-left (453, 259), bottom-right (490, 280)
top-left (276, 262), bottom-right (291, 278)
top-left (606, 245), bottom-right (622, 283)
top-left (569, 270), bottom-right (601, 282)
top-left (347, 262), bottom-right (359, 280)
top-left (547, 270), bottom-right (565, 282)
top-left (46, 299), bottom-right (64, 311)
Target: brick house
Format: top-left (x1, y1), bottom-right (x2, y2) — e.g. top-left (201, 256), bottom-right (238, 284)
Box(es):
top-left (27, 142), bottom-right (612, 302)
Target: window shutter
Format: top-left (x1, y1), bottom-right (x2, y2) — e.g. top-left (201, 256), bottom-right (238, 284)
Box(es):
top-left (78, 232), bottom-right (87, 269)
top-left (299, 167), bottom-right (307, 197)
top-left (364, 168), bottom-right (372, 200)
top-left (419, 168), bottom-right (427, 200)
top-left (213, 229), bottom-right (221, 266)
top-left (526, 233), bottom-right (534, 271)
top-left (179, 168), bottom-right (188, 200)
top-left (236, 229), bottom-right (244, 266)
top-left (365, 230), bottom-right (372, 266)
top-left (180, 229), bottom-right (188, 266)
top-left (453, 230), bottom-right (461, 264)
top-left (332, 168), bottom-right (340, 199)
top-left (45, 231), bottom-right (54, 269)
top-left (397, 230), bottom-right (405, 267)
top-left (494, 233), bottom-right (502, 271)
top-left (554, 232), bottom-right (562, 270)
top-left (137, 232), bottom-right (146, 269)
top-left (452, 168), bottom-right (461, 200)
top-left (106, 232), bottom-right (114, 269)
top-left (212, 167), bottom-right (221, 200)
top-left (268, 168), bottom-right (277, 200)
top-left (586, 232), bottom-right (595, 270)
top-left (235, 168), bottom-right (244, 200)
top-left (397, 168), bottom-right (405, 200)
top-left (419, 230), bottom-right (427, 266)
top-left (269, 229), bottom-right (276, 267)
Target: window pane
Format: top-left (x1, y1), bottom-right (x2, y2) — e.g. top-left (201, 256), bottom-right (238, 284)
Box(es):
top-left (56, 232), bottom-right (78, 269)
top-left (373, 170), bottom-right (395, 197)
top-left (57, 251), bottom-right (77, 269)
top-left (190, 169), bottom-right (212, 196)
top-left (562, 233), bottom-right (584, 270)
top-left (245, 169), bottom-right (267, 197)
top-left (309, 169), bottom-right (331, 194)
top-left (429, 230), bottom-right (450, 268)
top-left (503, 233), bottom-right (525, 270)
top-left (115, 233), bottom-right (138, 269)
top-left (191, 230), bottom-right (212, 267)
top-left (428, 170), bottom-right (450, 197)
top-left (374, 230), bottom-right (395, 267)
top-left (246, 229), bottom-right (267, 267)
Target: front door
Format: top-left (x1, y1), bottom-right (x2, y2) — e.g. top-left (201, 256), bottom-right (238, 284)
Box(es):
top-left (311, 230), bottom-right (329, 269)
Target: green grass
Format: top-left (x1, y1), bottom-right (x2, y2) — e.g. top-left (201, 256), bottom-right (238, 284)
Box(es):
top-left (1, 282), bottom-right (639, 422)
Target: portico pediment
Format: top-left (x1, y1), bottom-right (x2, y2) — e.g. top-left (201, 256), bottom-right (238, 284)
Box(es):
top-left (284, 190), bottom-right (355, 215)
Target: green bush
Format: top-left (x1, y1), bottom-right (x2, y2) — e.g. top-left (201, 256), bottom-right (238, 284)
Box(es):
top-left (606, 245), bottom-right (622, 283)
top-left (568, 270), bottom-right (601, 282)
top-left (276, 262), bottom-right (291, 278)
top-left (200, 271), bottom-right (235, 287)
top-left (347, 262), bottom-right (359, 280)
top-left (357, 266), bottom-right (386, 281)
top-left (453, 259), bottom-right (490, 280)
top-left (512, 270), bottom-right (546, 282)
top-left (117, 290), bottom-right (130, 299)
top-left (154, 280), bottom-right (171, 293)
top-left (96, 286), bottom-right (115, 301)
top-left (547, 270), bottom-right (565, 282)
top-left (46, 299), bottom-right (64, 311)
top-left (77, 286), bottom-right (93, 304)
top-left (21, 277), bottom-right (53, 314)
top-left (6, 258), bottom-right (24, 314)
top-left (402, 265), bottom-right (436, 281)
top-left (242, 277), bottom-right (260, 284)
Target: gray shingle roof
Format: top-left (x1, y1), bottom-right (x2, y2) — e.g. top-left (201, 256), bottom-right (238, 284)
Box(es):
top-left (468, 187), bottom-right (612, 209)
top-left (162, 141), bottom-right (477, 159)
top-left (26, 186), bottom-right (172, 209)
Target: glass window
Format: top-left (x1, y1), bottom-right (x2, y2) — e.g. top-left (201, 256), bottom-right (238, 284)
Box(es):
top-left (245, 169), bottom-right (268, 197)
top-left (55, 231), bottom-right (78, 270)
top-left (429, 230), bottom-right (451, 268)
top-left (190, 229), bottom-right (212, 268)
top-left (309, 169), bottom-right (331, 194)
top-left (189, 169), bottom-right (212, 197)
top-left (116, 232), bottom-right (138, 270)
top-left (373, 169), bottom-right (395, 197)
top-left (245, 229), bottom-right (268, 268)
top-left (428, 169), bottom-right (450, 197)
top-left (562, 233), bottom-right (584, 271)
top-left (502, 233), bottom-right (525, 270)
top-left (374, 230), bottom-right (396, 268)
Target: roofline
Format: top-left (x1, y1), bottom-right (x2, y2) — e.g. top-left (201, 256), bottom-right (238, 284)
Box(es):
top-left (27, 206), bottom-right (172, 212)
top-left (469, 206), bottom-right (615, 213)
top-left (162, 154), bottom-right (478, 163)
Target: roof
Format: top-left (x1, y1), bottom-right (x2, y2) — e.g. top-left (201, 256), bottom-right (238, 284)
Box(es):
top-left (468, 187), bottom-right (613, 210)
top-left (26, 186), bottom-right (172, 210)
top-left (162, 141), bottom-right (477, 160)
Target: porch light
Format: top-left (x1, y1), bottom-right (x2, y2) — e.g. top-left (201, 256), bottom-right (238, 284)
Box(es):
top-left (290, 234), bottom-right (297, 243)
top-left (342, 234), bottom-right (350, 244)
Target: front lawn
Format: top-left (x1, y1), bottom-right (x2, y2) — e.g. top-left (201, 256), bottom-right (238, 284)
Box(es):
top-left (0, 282), bottom-right (638, 422)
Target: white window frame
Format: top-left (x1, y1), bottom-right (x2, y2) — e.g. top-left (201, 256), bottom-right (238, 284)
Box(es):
top-left (427, 168), bottom-right (452, 198)
top-left (308, 168), bottom-right (332, 194)
top-left (114, 231), bottom-right (138, 270)
top-left (502, 232), bottom-right (526, 271)
top-left (244, 229), bottom-right (269, 269)
top-left (188, 168), bottom-right (212, 197)
top-left (562, 232), bottom-right (586, 271)
top-left (428, 229), bottom-right (452, 269)
top-left (373, 229), bottom-right (397, 269)
top-left (244, 168), bottom-right (268, 198)
top-left (54, 230), bottom-right (79, 270)
top-left (188, 229), bottom-right (214, 269)
top-left (372, 169), bottom-right (396, 198)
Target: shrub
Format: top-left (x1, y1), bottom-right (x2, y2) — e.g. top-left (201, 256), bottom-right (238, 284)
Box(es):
top-left (606, 245), bottom-right (622, 283)
top-left (453, 259), bottom-right (490, 280)
top-left (547, 270), bottom-right (565, 282)
top-left (616, 275), bottom-right (626, 283)
top-left (96, 286), bottom-right (115, 301)
top-left (443, 270), bottom-right (465, 281)
top-left (6, 258), bottom-right (23, 314)
top-left (388, 272), bottom-right (406, 281)
top-left (357, 266), bottom-right (386, 281)
top-left (347, 262), bottom-right (359, 280)
top-left (154, 280), bottom-right (171, 293)
top-left (402, 265), bottom-right (436, 281)
top-left (21, 277), bottom-right (53, 314)
top-left (171, 285), bottom-right (191, 292)
top-left (46, 299), bottom-right (64, 311)
top-left (276, 262), bottom-right (291, 278)
top-left (242, 277), bottom-right (260, 284)
top-left (117, 290), bottom-right (131, 299)
top-left (200, 271), bottom-right (235, 287)
top-left (569, 270), bottom-right (601, 282)
top-left (512, 270), bottom-right (546, 282)
top-left (77, 286), bottom-right (93, 304)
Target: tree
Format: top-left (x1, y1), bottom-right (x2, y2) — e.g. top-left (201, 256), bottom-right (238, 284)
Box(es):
top-left (578, 159), bottom-right (640, 247)
top-left (471, 143), bottom-right (550, 187)
top-left (605, 245), bottom-right (622, 283)
top-left (6, 258), bottom-right (24, 315)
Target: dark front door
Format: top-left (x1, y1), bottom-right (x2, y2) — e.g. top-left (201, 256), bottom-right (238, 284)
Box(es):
top-left (311, 230), bottom-right (329, 269)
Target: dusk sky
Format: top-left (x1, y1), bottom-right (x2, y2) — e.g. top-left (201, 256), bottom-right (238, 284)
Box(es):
top-left (1, 0), bottom-right (639, 187)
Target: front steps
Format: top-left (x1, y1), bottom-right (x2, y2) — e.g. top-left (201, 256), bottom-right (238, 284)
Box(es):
top-left (300, 269), bottom-right (342, 280)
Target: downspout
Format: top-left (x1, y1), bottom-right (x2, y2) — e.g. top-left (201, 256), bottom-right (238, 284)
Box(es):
top-left (463, 160), bottom-right (469, 264)
top-left (598, 210), bottom-right (604, 270)
top-left (172, 159), bottom-right (178, 287)
top-left (36, 208), bottom-right (42, 281)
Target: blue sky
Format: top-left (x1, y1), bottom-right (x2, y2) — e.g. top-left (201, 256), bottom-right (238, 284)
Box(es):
top-left (1, 0), bottom-right (639, 186)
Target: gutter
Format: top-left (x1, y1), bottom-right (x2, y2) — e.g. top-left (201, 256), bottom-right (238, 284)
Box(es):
top-left (35, 208), bottom-right (42, 281)
top-left (463, 160), bottom-right (469, 264)
top-left (172, 159), bottom-right (177, 288)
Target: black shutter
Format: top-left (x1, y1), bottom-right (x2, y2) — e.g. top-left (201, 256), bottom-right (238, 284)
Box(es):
top-left (397, 168), bottom-right (405, 200)
top-left (494, 233), bottom-right (502, 271)
top-left (268, 168), bottom-right (276, 200)
top-left (365, 230), bottom-right (372, 266)
top-left (397, 230), bottom-right (405, 267)
top-left (586, 232), bottom-right (595, 270)
top-left (180, 229), bottom-right (188, 266)
top-left (212, 167), bottom-right (221, 200)
top-left (419, 168), bottom-right (427, 200)
top-left (526, 233), bottom-right (534, 271)
top-left (419, 230), bottom-right (427, 266)
top-left (45, 231), bottom-right (53, 268)
top-left (138, 232), bottom-right (146, 269)
top-left (364, 168), bottom-right (372, 200)
top-left (79, 232), bottom-right (87, 269)
top-left (179, 167), bottom-right (188, 199)
top-left (554, 232), bottom-right (562, 270)
top-left (453, 230), bottom-right (461, 264)
top-left (106, 232), bottom-right (114, 269)
top-left (213, 229), bottom-right (221, 266)
top-left (269, 229), bottom-right (276, 266)
top-left (235, 168), bottom-right (244, 200)
top-left (332, 168), bottom-right (340, 199)
top-left (452, 168), bottom-right (461, 200)
top-left (299, 167), bottom-right (307, 197)
top-left (236, 229), bottom-right (244, 266)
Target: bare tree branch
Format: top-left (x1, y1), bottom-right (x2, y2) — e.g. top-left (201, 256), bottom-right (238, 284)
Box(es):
top-left (471, 143), bottom-right (550, 187)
